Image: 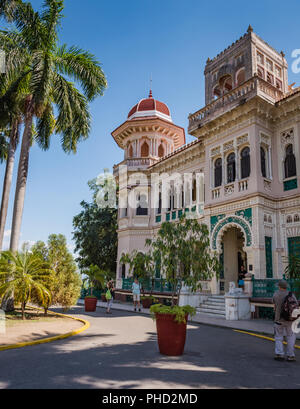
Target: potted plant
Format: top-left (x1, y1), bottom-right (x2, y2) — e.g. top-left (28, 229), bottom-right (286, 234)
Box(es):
top-left (141, 295), bottom-right (158, 309)
top-left (82, 265), bottom-right (106, 312)
top-left (101, 293), bottom-right (107, 302)
top-left (146, 216), bottom-right (220, 356)
top-left (84, 295), bottom-right (97, 312)
top-left (150, 304), bottom-right (196, 355)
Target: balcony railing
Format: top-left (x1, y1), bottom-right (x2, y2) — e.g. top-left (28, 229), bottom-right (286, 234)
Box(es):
top-left (239, 179), bottom-right (248, 192)
top-left (188, 76), bottom-right (284, 133)
top-left (252, 277), bottom-right (300, 299)
top-left (113, 157), bottom-right (157, 175)
top-left (155, 204), bottom-right (204, 224)
top-left (122, 278), bottom-right (175, 293)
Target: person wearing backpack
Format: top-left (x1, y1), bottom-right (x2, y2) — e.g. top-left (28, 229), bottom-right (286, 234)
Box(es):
top-left (106, 280), bottom-right (115, 314)
top-left (272, 280), bottom-right (298, 361)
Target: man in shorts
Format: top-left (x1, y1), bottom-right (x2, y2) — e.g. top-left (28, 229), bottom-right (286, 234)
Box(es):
top-left (132, 278), bottom-right (141, 312)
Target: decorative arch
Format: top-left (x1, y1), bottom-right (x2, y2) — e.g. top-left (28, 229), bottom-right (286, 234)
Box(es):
top-left (141, 140), bottom-right (149, 157)
top-left (158, 143), bottom-right (165, 158)
top-left (128, 144), bottom-right (134, 158)
top-left (236, 68), bottom-right (245, 86)
top-left (211, 216), bottom-right (252, 252)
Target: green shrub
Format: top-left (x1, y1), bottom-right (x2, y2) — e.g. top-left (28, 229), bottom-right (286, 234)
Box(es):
top-left (150, 304), bottom-right (196, 324)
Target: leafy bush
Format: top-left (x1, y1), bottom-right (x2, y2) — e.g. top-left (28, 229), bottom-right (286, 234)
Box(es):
top-left (150, 304), bottom-right (196, 324)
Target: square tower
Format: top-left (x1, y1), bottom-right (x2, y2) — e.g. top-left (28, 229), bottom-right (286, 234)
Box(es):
top-left (204, 26), bottom-right (288, 105)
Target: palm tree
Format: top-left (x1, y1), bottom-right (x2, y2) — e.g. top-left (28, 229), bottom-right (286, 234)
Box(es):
top-left (0, 0), bottom-right (107, 253)
top-left (83, 264), bottom-right (106, 296)
top-left (0, 25), bottom-right (34, 251)
top-left (0, 250), bottom-right (52, 319)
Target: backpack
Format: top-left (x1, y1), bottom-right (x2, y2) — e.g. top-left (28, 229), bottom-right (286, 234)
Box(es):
top-left (106, 289), bottom-right (112, 300)
top-left (280, 292), bottom-right (299, 321)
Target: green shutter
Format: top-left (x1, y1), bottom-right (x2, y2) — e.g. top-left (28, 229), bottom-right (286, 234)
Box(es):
top-left (265, 237), bottom-right (273, 278)
top-left (284, 178), bottom-right (298, 191)
top-left (288, 237), bottom-right (300, 257)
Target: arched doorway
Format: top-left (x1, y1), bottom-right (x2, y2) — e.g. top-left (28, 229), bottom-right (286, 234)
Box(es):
top-left (219, 226), bottom-right (247, 293)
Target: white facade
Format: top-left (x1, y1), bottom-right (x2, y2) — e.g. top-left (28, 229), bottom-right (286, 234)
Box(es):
top-left (112, 28), bottom-right (300, 295)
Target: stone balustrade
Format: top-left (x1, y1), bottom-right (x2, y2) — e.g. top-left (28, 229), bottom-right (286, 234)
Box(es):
top-left (188, 76), bottom-right (284, 133)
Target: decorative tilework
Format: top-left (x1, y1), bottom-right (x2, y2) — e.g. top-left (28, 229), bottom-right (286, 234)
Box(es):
top-left (235, 208), bottom-right (252, 226)
top-left (211, 216), bottom-right (252, 250)
top-left (210, 214), bottom-right (226, 232)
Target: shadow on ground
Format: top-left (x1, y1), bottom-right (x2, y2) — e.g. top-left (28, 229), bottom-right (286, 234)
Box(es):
top-left (0, 306), bottom-right (299, 389)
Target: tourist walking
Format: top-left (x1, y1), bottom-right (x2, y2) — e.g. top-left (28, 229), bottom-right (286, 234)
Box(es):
top-left (272, 280), bottom-right (297, 361)
top-left (106, 280), bottom-right (115, 314)
top-left (132, 278), bottom-right (141, 312)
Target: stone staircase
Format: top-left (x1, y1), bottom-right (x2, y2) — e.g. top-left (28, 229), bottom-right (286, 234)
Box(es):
top-left (196, 295), bottom-right (226, 318)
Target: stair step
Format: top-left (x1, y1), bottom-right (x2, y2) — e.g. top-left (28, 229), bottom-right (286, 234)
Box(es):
top-left (201, 303), bottom-right (225, 311)
top-left (196, 311), bottom-right (226, 318)
top-left (204, 299), bottom-right (225, 305)
top-left (208, 297), bottom-right (225, 302)
top-left (197, 307), bottom-right (226, 315)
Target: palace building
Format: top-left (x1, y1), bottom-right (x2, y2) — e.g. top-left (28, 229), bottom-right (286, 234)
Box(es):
top-left (112, 26), bottom-right (300, 308)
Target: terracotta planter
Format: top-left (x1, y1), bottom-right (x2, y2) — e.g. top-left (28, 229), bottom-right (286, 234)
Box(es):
top-left (84, 297), bottom-right (97, 312)
top-left (141, 298), bottom-right (152, 309)
top-left (155, 313), bottom-right (188, 356)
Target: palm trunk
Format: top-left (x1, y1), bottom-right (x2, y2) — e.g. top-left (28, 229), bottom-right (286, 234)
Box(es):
top-left (0, 119), bottom-right (19, 250)
top-left (10, 112), bottom-right (33, 252)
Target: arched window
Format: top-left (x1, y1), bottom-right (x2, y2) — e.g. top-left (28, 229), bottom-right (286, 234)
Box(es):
top-left (121, 264), bottom-right (126, 278)
top-left (141, 141), bottom-right (149, 157)
top-left (136, 194), bottom-right (148, 215)
top-left (214, 158), bottom-right (222, 187)
top-left (236, 68), bottom-right (245, 86)
top-left (213, 86), bottom-right (221, 100)
top-left (240, 147), bottom-right (250, 179)
top-left (223, 76), bottom-right (232, 92)
top-left (257, 67), bottom-right (264, 80)
top-left (157, 191), bottom-right (162, 214)
top-left (192, 179), bottom-right (197, 202)
top-left (284, 144), bottom-right (297, 179)
top-left (158, 144), bottom-right (164, 158)
top-left (227, 153), bottom-right (236, 183)
top-left (260, 147), bottom-right (267, 178)
top-left (128, 144), bottom-right (133, 158)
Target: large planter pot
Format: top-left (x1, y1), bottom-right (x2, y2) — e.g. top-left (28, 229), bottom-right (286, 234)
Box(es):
top-left (84, 297), bottom-right (97, 312)
top-left (155, 313), bottom-right (188, 356)
top-left (141, 298), bottom-right (152, 309)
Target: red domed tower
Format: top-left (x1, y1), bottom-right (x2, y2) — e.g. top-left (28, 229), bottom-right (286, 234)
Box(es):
top-left (112, 90), bottom-right (185, 169)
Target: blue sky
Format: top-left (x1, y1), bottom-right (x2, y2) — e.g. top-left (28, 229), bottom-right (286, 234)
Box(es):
top-left (1, 0), bottom-right (300, 252)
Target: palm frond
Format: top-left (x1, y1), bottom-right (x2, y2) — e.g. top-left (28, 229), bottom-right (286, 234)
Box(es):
top-left (54, 45), bottom-right (107, 101)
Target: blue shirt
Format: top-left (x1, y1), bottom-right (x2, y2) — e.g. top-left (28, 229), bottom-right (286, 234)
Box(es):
top-left (132, 282), bottom-right (141, 294)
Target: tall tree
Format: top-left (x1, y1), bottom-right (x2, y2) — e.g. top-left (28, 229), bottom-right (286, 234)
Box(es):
top-left (73, 181), bottom-right (118, 275)
top-left (32, 234), bottom-right (82, 312)
top-left (0, 0), bottom-right (107, 253)
top-left (0, 29), bottom-right (27, 250)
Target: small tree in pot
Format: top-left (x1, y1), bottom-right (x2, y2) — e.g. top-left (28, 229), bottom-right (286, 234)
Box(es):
top-left (120, 249), bottom-right (158, 308)
top-left (82, 264), bottom-right (106, 312)
top-left (148, 215), bottom-right (220, 356)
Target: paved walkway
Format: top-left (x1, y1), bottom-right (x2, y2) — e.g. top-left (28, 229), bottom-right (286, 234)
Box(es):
top-left (77, 299), bottom-right (300, 339)
top-left (0, 305), bottom-right (299, 389)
